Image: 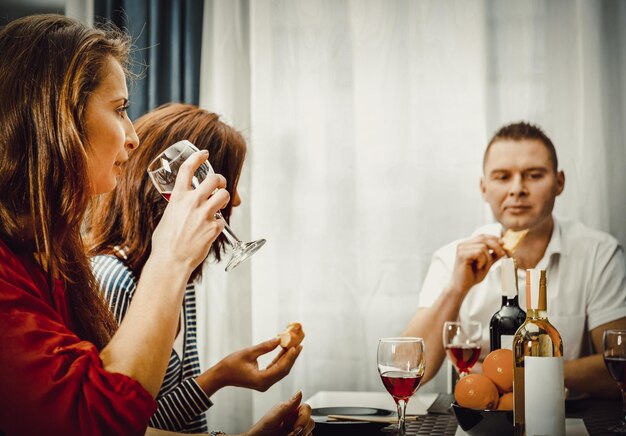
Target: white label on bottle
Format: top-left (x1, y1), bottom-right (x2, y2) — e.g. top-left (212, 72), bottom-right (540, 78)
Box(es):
top-left (500, 334), bottom-right (514, 350)
top-left (524, 356), bottom-right (565, 436)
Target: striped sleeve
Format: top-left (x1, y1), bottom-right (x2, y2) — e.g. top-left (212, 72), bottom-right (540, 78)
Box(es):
top-left (149, 378), bottom-right (213, 431)
top-left (91, 255), bottom-right (137, 324)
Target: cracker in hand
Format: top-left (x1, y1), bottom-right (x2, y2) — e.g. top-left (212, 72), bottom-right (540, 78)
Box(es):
top-left (501, 228), bottom-right (529, 256)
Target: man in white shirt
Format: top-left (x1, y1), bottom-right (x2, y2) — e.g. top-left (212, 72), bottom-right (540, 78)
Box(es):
top-left (403, 122), bottom-right (626, 397)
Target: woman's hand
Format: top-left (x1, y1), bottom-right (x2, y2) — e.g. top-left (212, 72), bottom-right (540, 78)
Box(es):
top-left (151, 150), bottom-right (229, 272)
top-left (199, 338), bottom-right (302, 395)
top-left (244, 391), bottom-right (314, 436)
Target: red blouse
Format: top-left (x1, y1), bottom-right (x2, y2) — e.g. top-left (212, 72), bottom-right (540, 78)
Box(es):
top-left (0, 240), bottom-right (157, 435)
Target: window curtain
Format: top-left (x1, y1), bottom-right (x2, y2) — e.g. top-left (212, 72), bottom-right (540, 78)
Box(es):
top-left (93, 0), bottom-right (204, 120)
top-left (191, 0), bottom-right (626, 431)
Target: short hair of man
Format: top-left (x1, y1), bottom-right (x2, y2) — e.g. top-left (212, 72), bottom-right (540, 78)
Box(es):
top-left (483, 121), bottom-right (558, 172)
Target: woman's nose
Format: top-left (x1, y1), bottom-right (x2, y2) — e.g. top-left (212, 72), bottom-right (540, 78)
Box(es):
top-left (126, 121), bottom-right (139, 150)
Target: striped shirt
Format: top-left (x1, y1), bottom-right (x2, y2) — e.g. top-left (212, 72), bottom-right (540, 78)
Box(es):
top-left (92, 255), bottom-right (212, 433)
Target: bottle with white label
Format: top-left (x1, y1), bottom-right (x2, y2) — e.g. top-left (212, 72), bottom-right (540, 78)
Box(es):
top-left (513, 269), bottom-right (565, 436)
top-left (489, 258), bottom-right (526, 351)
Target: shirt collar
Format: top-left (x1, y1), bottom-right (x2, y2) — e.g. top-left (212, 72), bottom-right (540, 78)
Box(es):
top-left (491, 215), bottom-right (562, 270)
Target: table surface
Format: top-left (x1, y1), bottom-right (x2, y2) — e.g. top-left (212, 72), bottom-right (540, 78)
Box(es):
top-left (305, 391), bottom-right (622, 436)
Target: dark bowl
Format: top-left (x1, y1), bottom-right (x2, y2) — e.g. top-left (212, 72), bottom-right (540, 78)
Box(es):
top-left (451, 403), bottom-right (513, 436)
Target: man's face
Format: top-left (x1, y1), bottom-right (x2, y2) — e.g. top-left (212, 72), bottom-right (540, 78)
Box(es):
top-left (480, 139), bottom-right (564, 231)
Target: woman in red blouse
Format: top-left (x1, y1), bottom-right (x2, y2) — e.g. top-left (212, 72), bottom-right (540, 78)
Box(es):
top-left (0, 15), bottom-right (313, 436)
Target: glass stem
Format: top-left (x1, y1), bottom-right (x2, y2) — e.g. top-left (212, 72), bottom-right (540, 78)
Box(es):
top-left (396, 399), bottom-right (407, 436)
top-left (215, 212), bottom-right (242, 248)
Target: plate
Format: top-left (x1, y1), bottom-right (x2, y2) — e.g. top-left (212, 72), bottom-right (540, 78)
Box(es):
top-left (312, 407), bottom-right (394, 435)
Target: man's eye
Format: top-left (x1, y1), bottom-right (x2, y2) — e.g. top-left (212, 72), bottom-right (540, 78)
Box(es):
top-left (493, 174), bottom-right (509, 181)
top-left (527, 172), bottom-right (543, 179)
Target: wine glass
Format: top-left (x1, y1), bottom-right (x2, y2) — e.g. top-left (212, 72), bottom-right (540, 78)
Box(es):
top-left (443, 320), bottom-right (482, 378)
top-left (147, 140), bottom-right (266, 271)
top-left (377, 337), bottom-right (425, 436)
top-left (603, 329), bottom-right (626, 433)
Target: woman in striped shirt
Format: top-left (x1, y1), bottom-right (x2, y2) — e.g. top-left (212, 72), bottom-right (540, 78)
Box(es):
top-left (87, 103), bottom-right (307, 434)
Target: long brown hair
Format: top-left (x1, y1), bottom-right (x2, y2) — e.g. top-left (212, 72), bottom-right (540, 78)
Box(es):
top-left (0, 15), bottom-right (133, 349)
top-left (87, 103), bottom-right (247, 280)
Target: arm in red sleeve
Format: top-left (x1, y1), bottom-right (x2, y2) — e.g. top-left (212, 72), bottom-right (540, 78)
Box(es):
top-left (0, 241), bottom-right (157, 436)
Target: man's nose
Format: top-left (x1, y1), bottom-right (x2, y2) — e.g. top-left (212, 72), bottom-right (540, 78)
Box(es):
top-left (508, 174), bottom-right (528, 196)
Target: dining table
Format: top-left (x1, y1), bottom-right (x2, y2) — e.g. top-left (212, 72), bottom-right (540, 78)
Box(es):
top-left (305, 390), bottom-right (623, 436)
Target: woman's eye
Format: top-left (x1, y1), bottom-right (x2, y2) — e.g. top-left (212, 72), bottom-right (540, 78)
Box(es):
top-left (117, 105), bottom-right (129, 117)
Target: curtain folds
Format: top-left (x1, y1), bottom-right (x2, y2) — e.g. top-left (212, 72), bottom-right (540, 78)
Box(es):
top-left (94, 0), bottom-right (204, 120)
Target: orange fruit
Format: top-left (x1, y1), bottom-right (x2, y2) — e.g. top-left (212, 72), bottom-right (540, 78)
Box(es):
top-left (483, 348), bottom-right (513, 393)
top-left (454, 373), bottom-right (500, 410)
top-left (497, 392), bottom-right (513, 410)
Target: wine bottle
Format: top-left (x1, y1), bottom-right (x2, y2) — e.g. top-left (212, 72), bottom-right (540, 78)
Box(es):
top-left (513, 269), bottom-right (565, 436)
top-left (489, 258), bottom-right (526, 351)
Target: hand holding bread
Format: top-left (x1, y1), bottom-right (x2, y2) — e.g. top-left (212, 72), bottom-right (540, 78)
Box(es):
top-left (277, 322), bottom-right (305, 348)
top-left (501, 228), bottom-right (529, 256)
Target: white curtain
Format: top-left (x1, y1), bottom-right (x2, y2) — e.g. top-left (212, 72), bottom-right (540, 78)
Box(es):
top-left (196, 0), bottom-right (626, 431)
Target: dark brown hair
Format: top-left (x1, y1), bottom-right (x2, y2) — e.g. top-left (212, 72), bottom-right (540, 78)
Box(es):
top-left (87, 103), bottom-right (247, 281)
top-left (0, 15), bottom-right (133, 348)
top-left (484, 121), bottom-right (558, 172)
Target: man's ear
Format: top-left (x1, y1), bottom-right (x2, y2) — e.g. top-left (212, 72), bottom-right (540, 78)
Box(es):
top-left (556, 170), bottom-right (565, 196)
top-left (479, 176), bottom-right (487, 200)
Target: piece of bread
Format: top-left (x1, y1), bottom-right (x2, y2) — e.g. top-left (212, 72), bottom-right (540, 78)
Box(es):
top-left (501, 228), bottom-right (529, 256)
top-left (277, 322), bottom-right (305, 348)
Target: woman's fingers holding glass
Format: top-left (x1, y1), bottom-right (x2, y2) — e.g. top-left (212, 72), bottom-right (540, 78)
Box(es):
top-left (170, 149), bottom-right (210, 195)
top-left (201, 185), bottom-right (230, 218)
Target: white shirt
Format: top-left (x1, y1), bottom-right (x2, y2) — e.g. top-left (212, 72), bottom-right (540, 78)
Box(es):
top-left (418, 217), bottom-right (626, 361)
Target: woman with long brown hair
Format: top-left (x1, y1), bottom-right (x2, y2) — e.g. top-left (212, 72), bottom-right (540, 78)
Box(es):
top-left (0, 15), bottom-right (312, 436)
top-left (87, 103), bottom-right (303, 434)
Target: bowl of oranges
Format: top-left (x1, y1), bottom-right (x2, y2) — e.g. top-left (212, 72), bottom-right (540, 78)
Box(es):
top-left (451, 349), bottom-right (514, 436)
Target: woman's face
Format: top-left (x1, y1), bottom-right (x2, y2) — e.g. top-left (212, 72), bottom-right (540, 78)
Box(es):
top-left (84, 56), bottom-right (139, 195)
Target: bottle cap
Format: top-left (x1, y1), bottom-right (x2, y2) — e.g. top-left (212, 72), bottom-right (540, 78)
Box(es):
top-left (500, 258), bottom-right (518, 298)
top-left (526, 268), bottom-right (547, 310)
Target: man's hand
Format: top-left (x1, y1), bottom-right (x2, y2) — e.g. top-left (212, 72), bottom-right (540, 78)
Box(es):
top-left (449, 235), bottom-right (507, 295)
top-left (245, 391), bottom-right (315, 436)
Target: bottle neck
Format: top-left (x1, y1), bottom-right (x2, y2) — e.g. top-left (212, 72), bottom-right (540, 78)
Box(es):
top-left (526, 308), bottom-right (548, 319)
top-left (501, 295), bottom-right (519, 307)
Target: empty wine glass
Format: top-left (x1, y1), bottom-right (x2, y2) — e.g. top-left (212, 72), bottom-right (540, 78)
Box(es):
top-left (147, 140), bottom-right (265, 271)
top-left (603, 329), bottom-right (626, 433)
top-left (443, 320), bottom-right (482, 378)
top-left (377, 337), bottom-right (425, 436)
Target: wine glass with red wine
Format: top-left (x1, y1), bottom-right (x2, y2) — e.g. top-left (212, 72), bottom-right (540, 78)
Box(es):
top-left (147, 140), bottom-right (266, 271)
top-left (443, 320), bottom-right (482, 378)
top-left (603, 329), bottom-right (626, 433)
top-left (377, 337), bottom-right (425, 436)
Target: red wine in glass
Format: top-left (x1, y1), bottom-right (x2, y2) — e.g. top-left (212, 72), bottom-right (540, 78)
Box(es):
top-left (380, 371), bottom-right (423, 402)
top-left (604, 356), bottom-right (626, 389)
top-left (377, 337), bottom-right (425, 436)
top-left (147, 140), bottom-right (265, 271)
top-left (603, 329), bottom-right (626, 433)
top-left (445, 344), bottom-right (481, 375)
top-left (442, 320), bottom-right (483, 379)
